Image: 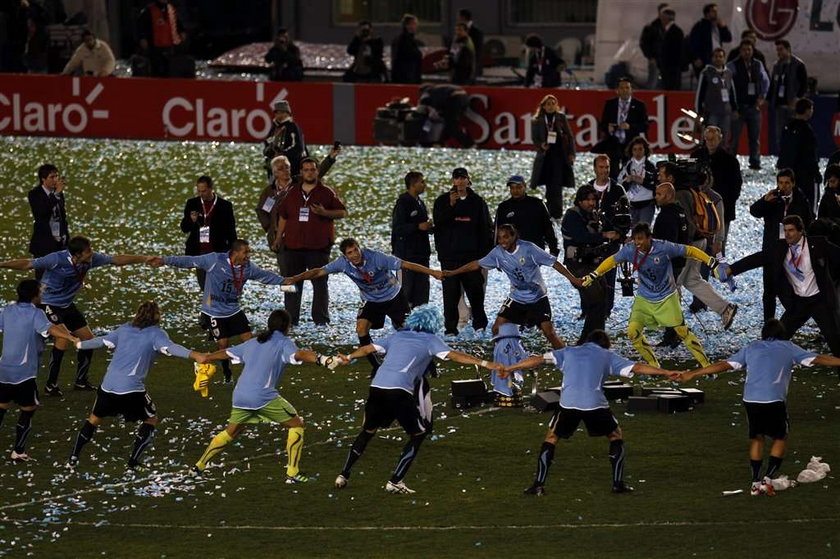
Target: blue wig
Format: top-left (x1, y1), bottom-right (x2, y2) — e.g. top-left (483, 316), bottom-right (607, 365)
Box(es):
top-left (404, 304), bottom-right (443, 334)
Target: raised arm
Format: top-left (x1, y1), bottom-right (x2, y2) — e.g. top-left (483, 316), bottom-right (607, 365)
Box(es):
top-left (0, 259), bottom-right (34, 271)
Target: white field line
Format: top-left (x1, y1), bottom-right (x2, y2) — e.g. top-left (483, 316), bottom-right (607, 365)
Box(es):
top-left (0, 405), bottom-right (502, 512)
top-left (0, 517), bottom-right (838, 531)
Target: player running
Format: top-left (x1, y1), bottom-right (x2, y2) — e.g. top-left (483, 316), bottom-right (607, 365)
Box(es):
top-left (67, 301), bottom-right (205, 471)
top-left (0, 236), bottom-right (154, 394)
top-left (0, 280), bottom-right (78, 461)
top-left (333, 305), bottom-right (502, 494)
top-left (192, 308), bottom-right (343, 484)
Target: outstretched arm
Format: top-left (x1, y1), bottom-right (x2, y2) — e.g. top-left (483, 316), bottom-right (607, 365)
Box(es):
top-left (631, 363), bottom-right (671, 377)
top-left (581, 255), bottom-right (619, 286)
top-left (445, 350), bottom-right (502, 371)
top-left (0, 259), bottom-right (33, 271)
top-left (679, 360), bottom-right (734, 382)
top-left (504, 354), bottom-right (549, 373)
top-left (48, 324), bottom-right (79, 345)
top-left (401, 260), bottom-right (443, 280)
top-left (288, 267), bottom-right (328, 283)
top-left (813, 355), bottom-right (840, 367)
top-left (552, 261), bottom-right (582, 287)
top-left (443, 260), bottom-right (480, 277)
top-left (294, 349), bottom-right (345, 369)
top-left (112, 255), bottom-right (154, 266)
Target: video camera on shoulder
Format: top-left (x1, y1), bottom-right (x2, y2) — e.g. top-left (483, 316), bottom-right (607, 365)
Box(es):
top-left (666, 154), bottom-right (710, 190)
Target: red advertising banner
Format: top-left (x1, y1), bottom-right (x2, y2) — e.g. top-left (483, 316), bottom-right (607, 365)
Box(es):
top-left (0, 75), bottom-right (332, 142)
top-left (1, 74), bottom-right (775, 155)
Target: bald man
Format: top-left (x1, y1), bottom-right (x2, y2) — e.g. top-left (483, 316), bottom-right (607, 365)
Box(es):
top-left (652, 182), bottom-right (689, 277)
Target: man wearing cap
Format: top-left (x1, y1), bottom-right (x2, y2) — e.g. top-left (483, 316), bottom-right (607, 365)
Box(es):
top-left (263, 101), bottom-right (308, 176)
top-left (433, 168), bottom-right (493, 335)
top-left (494, 175), bottom-right (558, 257)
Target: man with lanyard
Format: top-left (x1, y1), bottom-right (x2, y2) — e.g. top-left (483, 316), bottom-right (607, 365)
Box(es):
top-left (727, 39), bottom-right (769, 169)
top-left (769, 40), bottom-right (808, 154)
top-left (0, 280), bottom-right (78, 461)
top-left (0, 236), bottom-right (153, 395)
top-left (287, 238), bottom-right (442, 374)
top-left (444, 224), bottom-right (580, 349)
top-left (150, 239), bottom-right (295, 384)
top-left (581, 223), bottom-right (723, 367)
top-left (333, 305), bottom-right (502, 494)
top-left (28, 164), bottom-right (69, 281)
top-left (678, 319), bottom-right (840, 495)
top-left (180, 175), bottom-right (237, 290)
top-left (595, 79), bottom-right (649, 180)
top-left (509, 329), bottom-right (672, 496)
top-left (272, 157), bottom-right (347, 326)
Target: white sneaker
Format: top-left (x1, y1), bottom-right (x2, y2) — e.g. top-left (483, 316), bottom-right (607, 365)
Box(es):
top-left (335, 474), bottom-right (348, 489)
top-left (750, 481), bottom-right (763, 496)
top-left (385, 480), bottom-right (415, 494)
top-left (10, 450), bottom-right (30, 462)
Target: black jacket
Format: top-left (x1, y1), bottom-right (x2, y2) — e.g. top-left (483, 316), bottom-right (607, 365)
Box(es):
top-left (688, 18), bottom-right (732, 66)
top-left (263, 119), bottom-right (307, 175)
top-left (432, 187), bottom-right (493, 264)
top-left (639, 17), bottom-right (666, 61)
top-left (659, 23), bottom-right (686, 73)
top-left (587, 179), bottom-right (629, 233)
top-left (495, 196), bottom-right (558, 255)
top-left (777, 119), bottom-right (821, 189)
top-left (390, 31), bottom-right (422, 84)
top-left (560, 205), bottom-right (610, 265)
top-left (652, 202), bottom-right (689, 274)
top-left (391, 192), bottom-right (431, 260)
top-left (525, 46), bottom-right (562, 88)
top-left (180, 196), bottom-right (237, 256)
top-left (693, 146), bottom-right (743, 222)
top-left (749, 190), bottom-right (813, 249)
top-left (28, 185), bottom-right (68, 257)
top-left (598, 97), bottom-right (649, 147)
top-left (264, 43), bottom-right (303, 82)
top-left (345, 36), bottom-right (387, 82)
top-left (818, 187), bottom-right (840, 222)
top-left (729, 235), bottom-right (840, 320)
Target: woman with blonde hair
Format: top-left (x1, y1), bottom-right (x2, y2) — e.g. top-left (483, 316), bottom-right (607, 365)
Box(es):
top-left (530, 94), bottom-right (576, 220)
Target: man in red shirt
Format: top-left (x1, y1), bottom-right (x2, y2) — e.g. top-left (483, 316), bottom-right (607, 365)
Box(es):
top-left (273, 157), bottom-right (347, 325)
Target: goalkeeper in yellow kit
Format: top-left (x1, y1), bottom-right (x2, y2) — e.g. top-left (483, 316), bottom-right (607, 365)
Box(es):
top-left (581, 223), bottom-right (729, 367)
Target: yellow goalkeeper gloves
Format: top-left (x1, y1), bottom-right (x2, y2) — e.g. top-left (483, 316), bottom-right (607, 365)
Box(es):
top-left (194, 362), bottom-right (217, 398)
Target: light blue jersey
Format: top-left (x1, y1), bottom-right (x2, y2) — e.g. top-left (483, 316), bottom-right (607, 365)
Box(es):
top-left (164, 253), bottom-right (285, 317)
top-left (0, 303), bottom-right (53, 384)
top-left (324, 248), bottom-right (402, 303)
top-left (226, 331), bottom-right (300, 409)
top-left (478, 241), bottom-right (556, 304)
top-left (726, 340), bottom-right (816, 403)
top-left (32, 250), bottom-right (114, 307)
top-left (79, 324), bottom-right (192, 394)
top-left (492, 322), bottom-right (526, 396)
top-left (547, 343), bottom-right (636, 410)
top-left (614, 240), bottom-right (686, 302)
top-left (371, 330), bottom-right (452, 393)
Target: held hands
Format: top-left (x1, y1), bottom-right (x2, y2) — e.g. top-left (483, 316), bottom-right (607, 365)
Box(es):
top-left (148, 256), bottom-right (165, 268)
top-left (316, 354), bottom-right (344, 370)
top-left (568, 276), bottom-right (583, 288)
top-left (430, 269), bottom-right (444, 281)
top-left (581, 272), bottom-right (599, 287)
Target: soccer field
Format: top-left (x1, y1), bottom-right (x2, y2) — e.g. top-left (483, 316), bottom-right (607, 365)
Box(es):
top-left (0, 137), bottom-right (837, 557)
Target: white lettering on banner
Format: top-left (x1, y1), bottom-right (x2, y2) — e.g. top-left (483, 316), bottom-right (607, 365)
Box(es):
top-left (648, 94), bottom-right (668, 150)
top-left (573, 114), bottom-right (599, 147)
top-left (494, 112), bottom-right (519, 144)
top-left (671, 117), bottom-right (696, 150)
top-left (464, 94), bottom-right (490, 144)
top-left (161, 91), bottom-right (273, 139)
top-left (0, 78), bottom-right (108, 133)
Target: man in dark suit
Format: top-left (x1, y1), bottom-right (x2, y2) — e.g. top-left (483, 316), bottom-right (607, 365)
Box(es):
top-left (658, 7), bottom-right (685, 90)
top-left (28, 164), bottom-right (69, 279)
top-left (777, 98), bottom-right (821, 215)
top-left (688, 3), bottom-right (732, 76)
top-left (748, 168), bottom-right (813, 321)
top-left (180, 175), bottom-right (237, 290)
top-left (594, 78), bottom-right (649, 180)
top-left (727, 215), bottom-right (840, 357)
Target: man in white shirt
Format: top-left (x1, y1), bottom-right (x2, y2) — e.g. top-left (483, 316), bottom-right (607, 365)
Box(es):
top-left (61, 29), bottom-right (116, 77)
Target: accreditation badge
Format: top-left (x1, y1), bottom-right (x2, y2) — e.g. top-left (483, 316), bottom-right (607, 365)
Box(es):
top-left (546, 131), bottom-right (557, 144)
top-left (261, 197), bottom-right (276, 213)
top-left (299, 207), bottom-right (310, 222)
top-left (199, 226), bottom-right (210, 243)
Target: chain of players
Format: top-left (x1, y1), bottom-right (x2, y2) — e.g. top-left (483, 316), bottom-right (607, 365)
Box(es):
top-left (1, 197), bottom-right (838, 496)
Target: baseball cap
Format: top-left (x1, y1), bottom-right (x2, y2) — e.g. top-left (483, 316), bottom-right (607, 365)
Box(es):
top-left (451, 167), bottom-right (470, 180)
top-left (506, 175), bottom-right (526, 186)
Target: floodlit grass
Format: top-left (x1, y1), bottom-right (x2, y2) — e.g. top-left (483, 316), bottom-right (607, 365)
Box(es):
top-left (0, 137), bottom-right (837, 556)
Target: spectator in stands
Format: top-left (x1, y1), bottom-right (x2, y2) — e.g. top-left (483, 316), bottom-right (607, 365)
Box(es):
top-left (688, 3), bottom-right (732, 77)
top-left (263, 100), bottom-right (307, 177)
top-left (137, 0), bottom-right (187, 78)
top-left (658, 7), bottom-right (685, 90)
top-left (530, 94), bottom-right (576, 220)
top-left (693, 125), bottom-right (742, 254)
top-left (437, 22), bottom-right (475, 85)
top-left (456, 9), bottom-right (483, 77)
top-left (61, 29), bottom-right (115, 77)
top-left (264, 28), bottom-right (303, 82)
top-left (418, 84), bottom-right (474, 148)
top-left (343, 20), bottom-right (386, 83)
top-left (639, 3), bottom-right (671, 89)
top-left (695, 48), bottom-right (737, 143)
top-left (769, 40), bottom-right (808, 154)
top-left (728, 39), bottom-right (769, 169)
top-left (23, 13), bottom-right (48, 73)
top-left (726, 29), bottom-right (766, 68)
top-left (524, 34), bottom-right (562, 89)
top-left (391, 14), bottom-right (422, 84)
top-left (749, 168), bottom-right (813, 322)
top-left (818, 165), bottom-right (840, 224)
top-left (594, 77), bottom-right (649, 180)
top-left (778, 98), bottom-right (821, 216)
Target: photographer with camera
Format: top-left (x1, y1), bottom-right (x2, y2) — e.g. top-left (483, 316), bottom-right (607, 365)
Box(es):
top-left (749, 168), bottom-right (813, 321)
top-left (659, 161), bottom-right (738, 330)
top-left (587, 155), bottom-right (630, 318)
top-left (343, 21), bottom-right (387, 83)
top-left (561, 185), bottom-right (622, 344)
top-left (580, 223), bottom-right (717, 368)
top-left (263, 101), bottom-right (307, 177)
